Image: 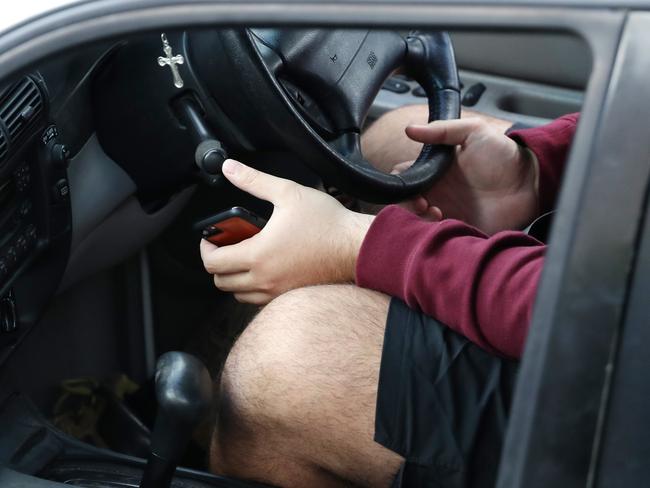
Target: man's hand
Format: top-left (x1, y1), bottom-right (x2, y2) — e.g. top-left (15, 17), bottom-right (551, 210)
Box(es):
top-left (200, 159), bottom-right (375, 305)
top-left (405, 117), bottom-right (539, 235)
top-left (361, 106), bottom-right (513, 174)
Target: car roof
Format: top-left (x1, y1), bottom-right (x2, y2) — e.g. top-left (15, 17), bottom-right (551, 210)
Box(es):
top-left (2, 0), bottom-right (650, 36)
top-left (0, 1), bottom-right (82, 35)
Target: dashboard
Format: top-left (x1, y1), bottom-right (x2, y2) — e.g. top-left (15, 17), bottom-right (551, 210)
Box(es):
top-left (0, 73), bottom-right (71, 359)
top-left (0, 39), bottom-right (122, 364)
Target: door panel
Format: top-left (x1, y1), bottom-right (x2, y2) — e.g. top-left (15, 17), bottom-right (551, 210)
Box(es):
top-left (451, 31), bottom-right (591, 89)
top-left (371, 31), bottom-right (590, 126)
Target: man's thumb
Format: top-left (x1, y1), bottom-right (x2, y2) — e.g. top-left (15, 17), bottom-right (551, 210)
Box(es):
top-left (405, 118), bottom-right (480, 146)
top-left (222, 159), bottom-right (293, 203)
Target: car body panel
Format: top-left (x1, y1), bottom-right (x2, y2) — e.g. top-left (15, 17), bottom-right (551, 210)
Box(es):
top-left (500, 12), bottom-right (650, 487)
top-left (0, 1), bottom-right (81, 36)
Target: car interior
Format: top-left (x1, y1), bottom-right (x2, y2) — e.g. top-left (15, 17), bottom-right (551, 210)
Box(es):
top-left (0, 17), bottom-right (595, 488)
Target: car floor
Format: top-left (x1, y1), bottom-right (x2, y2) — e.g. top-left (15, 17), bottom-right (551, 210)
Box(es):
top-left (0, 246), bottom-right (257, 471)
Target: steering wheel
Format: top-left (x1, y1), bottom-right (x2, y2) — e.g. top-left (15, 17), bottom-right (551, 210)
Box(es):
top-left (213, 29), bottom-right (460, 203)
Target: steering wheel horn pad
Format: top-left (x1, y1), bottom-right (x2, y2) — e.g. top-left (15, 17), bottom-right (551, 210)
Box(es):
top-left (252, 29), bottom-right (408, 133)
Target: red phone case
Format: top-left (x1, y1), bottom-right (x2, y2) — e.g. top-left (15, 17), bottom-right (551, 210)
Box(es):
top-left (203, 216), bottom-right (262, 246)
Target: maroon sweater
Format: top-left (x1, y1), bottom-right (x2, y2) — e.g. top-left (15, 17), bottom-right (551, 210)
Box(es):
top-left (356, 113), bottom-right (579, 359)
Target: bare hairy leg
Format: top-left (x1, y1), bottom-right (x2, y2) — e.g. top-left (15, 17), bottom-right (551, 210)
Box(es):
top-left (209, 285), bottom-right (403, 487)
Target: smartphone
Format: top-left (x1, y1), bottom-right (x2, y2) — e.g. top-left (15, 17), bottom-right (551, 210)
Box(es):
top-left (195, 207), bottom-right (267, 246)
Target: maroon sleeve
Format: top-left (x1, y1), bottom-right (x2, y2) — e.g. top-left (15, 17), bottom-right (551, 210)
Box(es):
top-left (356, 206), bottom-right (545, 359)
top-left (508, 113), bottom-right (579, 213)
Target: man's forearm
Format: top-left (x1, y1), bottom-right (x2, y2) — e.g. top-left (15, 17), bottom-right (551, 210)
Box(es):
top-left (354, 113), bottom-right (578, 358)
top-left (356, 205), bottom-right (545, 359)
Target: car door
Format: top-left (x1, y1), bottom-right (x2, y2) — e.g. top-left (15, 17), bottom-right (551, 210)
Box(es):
top-left (372, 30), bottom-right (588, 127)
top-left (499, 11), bottom-right (650, 488)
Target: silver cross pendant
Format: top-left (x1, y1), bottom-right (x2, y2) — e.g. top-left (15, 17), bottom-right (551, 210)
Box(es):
top-left (157, 33), bottom-right (185, 88)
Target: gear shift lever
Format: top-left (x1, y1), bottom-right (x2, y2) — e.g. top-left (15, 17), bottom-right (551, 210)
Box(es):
top-left (140, 352), bottom-right (212, 488)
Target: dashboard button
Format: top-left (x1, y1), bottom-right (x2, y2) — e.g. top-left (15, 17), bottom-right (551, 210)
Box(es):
top-left (52, 178), bottom-right (70, 202)
top-left (382, 78), bottom-right (410, 94)
top-left (52, 144), bottom-right (70, 168)
top-left (462, 82), bottom-right (486, 107)
top-left (42, 125), bottom-right (59, 145)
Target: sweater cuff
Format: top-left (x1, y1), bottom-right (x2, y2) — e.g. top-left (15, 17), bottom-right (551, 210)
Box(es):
top-left (508, 128), bottom-right (558, 214)
top-left (356, 205), bottom-right (437, 294)
top-left (508, 113), bottom-right (578, 214)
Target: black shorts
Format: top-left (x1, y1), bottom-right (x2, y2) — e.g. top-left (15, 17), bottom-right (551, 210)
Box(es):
top-left (375, 298), bottom-right (519, 488)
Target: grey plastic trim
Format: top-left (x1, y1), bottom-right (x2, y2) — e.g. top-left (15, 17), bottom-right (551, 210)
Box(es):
top-left (499, 12), bottom-right (650, 488)
top-left (60, 185), bottom-right (195, 291)
top-left (67, 134), bottom-right (137, 251)
top-left (371, 69), bottom-right (584, 126)
top-left (594, 175), bottom-right (650, 486)
top-left (461, 70), bottom-right (583, 124)
top-left (451, 31), bottom-right (591, 90)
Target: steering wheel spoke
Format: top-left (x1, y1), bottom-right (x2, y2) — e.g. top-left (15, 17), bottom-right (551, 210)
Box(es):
top-left (330, 131), bottom-right (364, 165)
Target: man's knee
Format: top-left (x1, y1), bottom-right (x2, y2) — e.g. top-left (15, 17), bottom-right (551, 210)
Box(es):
top-left (218, 287), bottom-right (312, 432)
top-left (218, 285), bottom-right (389, 428)
top-left (211, 287), bottom-right (324, 475)
top-left (211, 285), bottom-right (396, 484)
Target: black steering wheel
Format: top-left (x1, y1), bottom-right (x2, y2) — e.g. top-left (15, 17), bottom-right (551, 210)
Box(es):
top-left (213, 29), bottom-right (460, 203)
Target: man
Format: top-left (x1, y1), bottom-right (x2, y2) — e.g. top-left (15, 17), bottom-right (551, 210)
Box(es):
top-left (199, 107), bottom-right (579, 487)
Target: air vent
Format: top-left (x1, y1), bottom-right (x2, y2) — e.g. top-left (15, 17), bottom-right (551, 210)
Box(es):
top-left (0, 129), bottom-right (7, 163)
top-left (0, 77), bottom-right (43, 143)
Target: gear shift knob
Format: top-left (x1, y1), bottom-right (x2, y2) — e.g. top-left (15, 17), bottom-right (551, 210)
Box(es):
top-left (140, 352), bottom-right (212, 488)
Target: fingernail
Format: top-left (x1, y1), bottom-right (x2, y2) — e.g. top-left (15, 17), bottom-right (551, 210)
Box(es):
top-left (222, 159), bottom-right (242, 176)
